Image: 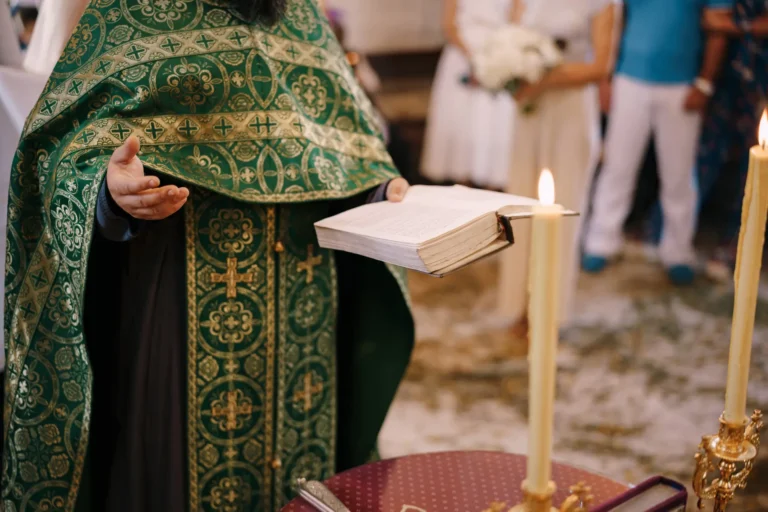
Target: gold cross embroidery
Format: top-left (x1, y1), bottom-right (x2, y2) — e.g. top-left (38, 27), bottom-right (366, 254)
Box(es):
top-left (211, 257), bottom-right (254, 298)
top-left (224, 359), bottom-right (239, 374)
top-left (211, 390), bottom-right (253, 432)
top-left (297, 244), bottom-right (323, 284)
top-left (293, 372), bottom-right (324, 412)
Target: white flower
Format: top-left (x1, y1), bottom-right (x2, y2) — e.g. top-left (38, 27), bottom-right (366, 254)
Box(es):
top-left (471, 24), bottom-right (563, 91)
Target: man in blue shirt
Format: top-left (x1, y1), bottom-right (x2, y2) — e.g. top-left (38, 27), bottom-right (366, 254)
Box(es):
top-left (583, 0), bottom-right (734, 284)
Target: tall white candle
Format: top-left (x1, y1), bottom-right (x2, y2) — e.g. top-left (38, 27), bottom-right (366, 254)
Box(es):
top-left (526, 170), bottom-right (563, 495)
top-left (724, 112), bottom-right (768, 424)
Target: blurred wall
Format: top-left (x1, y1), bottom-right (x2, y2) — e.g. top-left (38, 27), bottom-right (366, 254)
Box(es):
top-left (327, 0), bottom-right (444, 54)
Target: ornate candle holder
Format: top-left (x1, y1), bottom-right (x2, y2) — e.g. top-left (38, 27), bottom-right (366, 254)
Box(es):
top-left (500, 481), bottom-right (592, 512)
top-left (693, 410), bottom-right (763, 512)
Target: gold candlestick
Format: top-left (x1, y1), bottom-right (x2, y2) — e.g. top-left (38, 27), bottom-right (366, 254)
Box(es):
top-left (504, 481), bottom-right (593, 512)
top-left (693, 410), bottom-right (763, 512)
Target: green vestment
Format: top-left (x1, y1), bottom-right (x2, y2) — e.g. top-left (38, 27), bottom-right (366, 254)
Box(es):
top-left (1, 1), bottom-right (414, 510)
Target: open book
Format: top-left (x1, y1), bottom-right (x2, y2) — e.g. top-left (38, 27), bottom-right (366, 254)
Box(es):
top-left (315, 185), bottom-right (576, 275)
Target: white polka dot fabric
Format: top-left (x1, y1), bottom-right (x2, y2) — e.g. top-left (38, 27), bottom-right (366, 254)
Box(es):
top-left (282, 451), bottom-right (628, 511)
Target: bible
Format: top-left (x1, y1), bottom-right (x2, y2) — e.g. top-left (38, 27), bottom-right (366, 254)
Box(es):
top-left (593, 477), bottom-right (688, 512)
top-left (315, 185), bottom-right (576, 275)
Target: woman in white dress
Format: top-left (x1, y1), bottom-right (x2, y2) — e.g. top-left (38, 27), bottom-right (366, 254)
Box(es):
top-left (498, 0), bottom-right (619, 331)
top-left (421, 0), bottom-right (515, 189)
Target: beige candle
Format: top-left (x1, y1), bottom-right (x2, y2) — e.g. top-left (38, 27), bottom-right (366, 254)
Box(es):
top-left (724, 111), bottom-right (768, 425)
top-left (526, 169), bottom-right (563, 495)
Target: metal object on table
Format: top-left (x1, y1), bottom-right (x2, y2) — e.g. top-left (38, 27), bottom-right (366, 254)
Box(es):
top-left (693, 410), bottom-right (764, 512)
top-left (296, 478), bottom-right (351, 512)
top-left (560, 482), bottom-right (594, 512)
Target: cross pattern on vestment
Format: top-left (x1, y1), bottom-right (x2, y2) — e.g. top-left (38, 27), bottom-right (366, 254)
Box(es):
top-left (229, 31), bottom-right (247, 46)
top-left (95, 60), bottom-right (111, 75)
top-left (211, 390), bottom-right (253, 432)
top-left (161, 37), bottom-right (181, 53)
top-left (297, 245), bottom-right (322, 284)
top-left (293, 372), bottom-right (323, 412)
top-left (111, 123), bottom-right (131, 141)
top-left (178, 119), bottom-right (199, 137)
top-left (250, 116), bottom-right (277, 135)
top-left (126, 45), bottom-right (146, 60)
top-left (211, 257), bottom-right (254, 298)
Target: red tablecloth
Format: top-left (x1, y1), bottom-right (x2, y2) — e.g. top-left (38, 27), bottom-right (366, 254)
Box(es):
top-left (283, 451), bottom-right (629, 511)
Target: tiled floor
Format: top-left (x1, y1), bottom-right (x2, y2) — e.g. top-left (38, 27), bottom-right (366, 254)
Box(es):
top-left (379, 248), bottom-right (768, 510)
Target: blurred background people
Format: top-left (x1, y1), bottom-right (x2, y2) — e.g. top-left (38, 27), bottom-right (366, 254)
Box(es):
top-left (497, 0), bottom-right (618, 333)
top-left (698, 0), bottom-right (768, 278)
top-left (13, 6), bottom-right (35, 48)
top-left (583, 0), bottom-right (733, 285)
top-left (420, 0), bottom-right (514, 190)
top-left (647, 0), bottom-right (768, 282)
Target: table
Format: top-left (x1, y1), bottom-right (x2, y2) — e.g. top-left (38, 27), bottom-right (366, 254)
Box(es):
top-left (283, 451), bottom-right (629, 511)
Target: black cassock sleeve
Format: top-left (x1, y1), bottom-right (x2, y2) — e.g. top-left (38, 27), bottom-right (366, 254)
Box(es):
top-left (95, 180), bottom-right (145, 242)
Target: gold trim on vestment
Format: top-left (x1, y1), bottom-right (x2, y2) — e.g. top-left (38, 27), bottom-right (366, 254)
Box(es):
top-left (63, 111), bottom-right (391, 164)
top-left (265, 205), bottom-right (277, 511)
top-left (185, 200), bottom-right (201, 511)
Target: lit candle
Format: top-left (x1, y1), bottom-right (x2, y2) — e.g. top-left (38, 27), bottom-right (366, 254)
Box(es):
top-left (526, 169), bottom-right (563, 495)
top-left (724, 111), bottom-right (768, 425)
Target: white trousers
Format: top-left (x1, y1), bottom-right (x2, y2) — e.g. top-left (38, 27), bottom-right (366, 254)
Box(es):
top-left (584, 75), bottom-right (701, 265)
top-left (498, 86), bottom-right (600, 327)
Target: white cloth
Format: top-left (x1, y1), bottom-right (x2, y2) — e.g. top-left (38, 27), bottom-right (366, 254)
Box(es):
top-left (497, 0), bottom-right (607, 327)
top-left (420, 0), bottom-right (514, 189)
top-left (584, 75), bottom-right (700, 265)
top-left (23, 0), bottom-right (89, 75)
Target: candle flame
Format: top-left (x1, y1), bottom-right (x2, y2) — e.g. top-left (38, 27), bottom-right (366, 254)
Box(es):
top-left (760, 110), bottom-right (768, 149)
top-left (538, 169), bottom-right (555, 205)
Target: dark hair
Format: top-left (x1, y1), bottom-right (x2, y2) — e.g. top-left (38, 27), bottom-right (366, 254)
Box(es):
top-left (232, 0), bottom-right (287, 25)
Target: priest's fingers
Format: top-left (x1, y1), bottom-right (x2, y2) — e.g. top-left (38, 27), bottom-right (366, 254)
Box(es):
top-left (119, 185), bottom-right (184, 210)
top-left (110, 174), bottom-right (160, 197)
top-left (386, 177), bottom-right (409, 202)
top-left (132, 197), bottom-right (188, 220)
top-left (110, 136), bottom-right (141, 165)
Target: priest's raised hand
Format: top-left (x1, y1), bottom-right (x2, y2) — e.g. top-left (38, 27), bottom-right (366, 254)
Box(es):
top-left (107, 135), bottom-right (190, 220)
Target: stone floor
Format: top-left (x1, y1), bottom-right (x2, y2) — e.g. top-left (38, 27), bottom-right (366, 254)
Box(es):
top-left (378, 247), bottom-right (768, 511)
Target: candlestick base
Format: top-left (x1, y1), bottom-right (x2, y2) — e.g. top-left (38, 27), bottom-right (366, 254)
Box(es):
top-left (508, 481), bottom-right (556, 512)
top-left (506, 481), bottom-right (593, 512)
top-left (693, 410), bottom-right (763, 512)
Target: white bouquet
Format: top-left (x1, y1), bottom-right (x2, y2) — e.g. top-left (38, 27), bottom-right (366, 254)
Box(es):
top-left (470, 24), bottom-right (564, 112)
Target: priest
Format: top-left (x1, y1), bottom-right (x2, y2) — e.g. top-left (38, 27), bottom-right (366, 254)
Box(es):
top-left (1, 1), bottom-right (414, 511)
